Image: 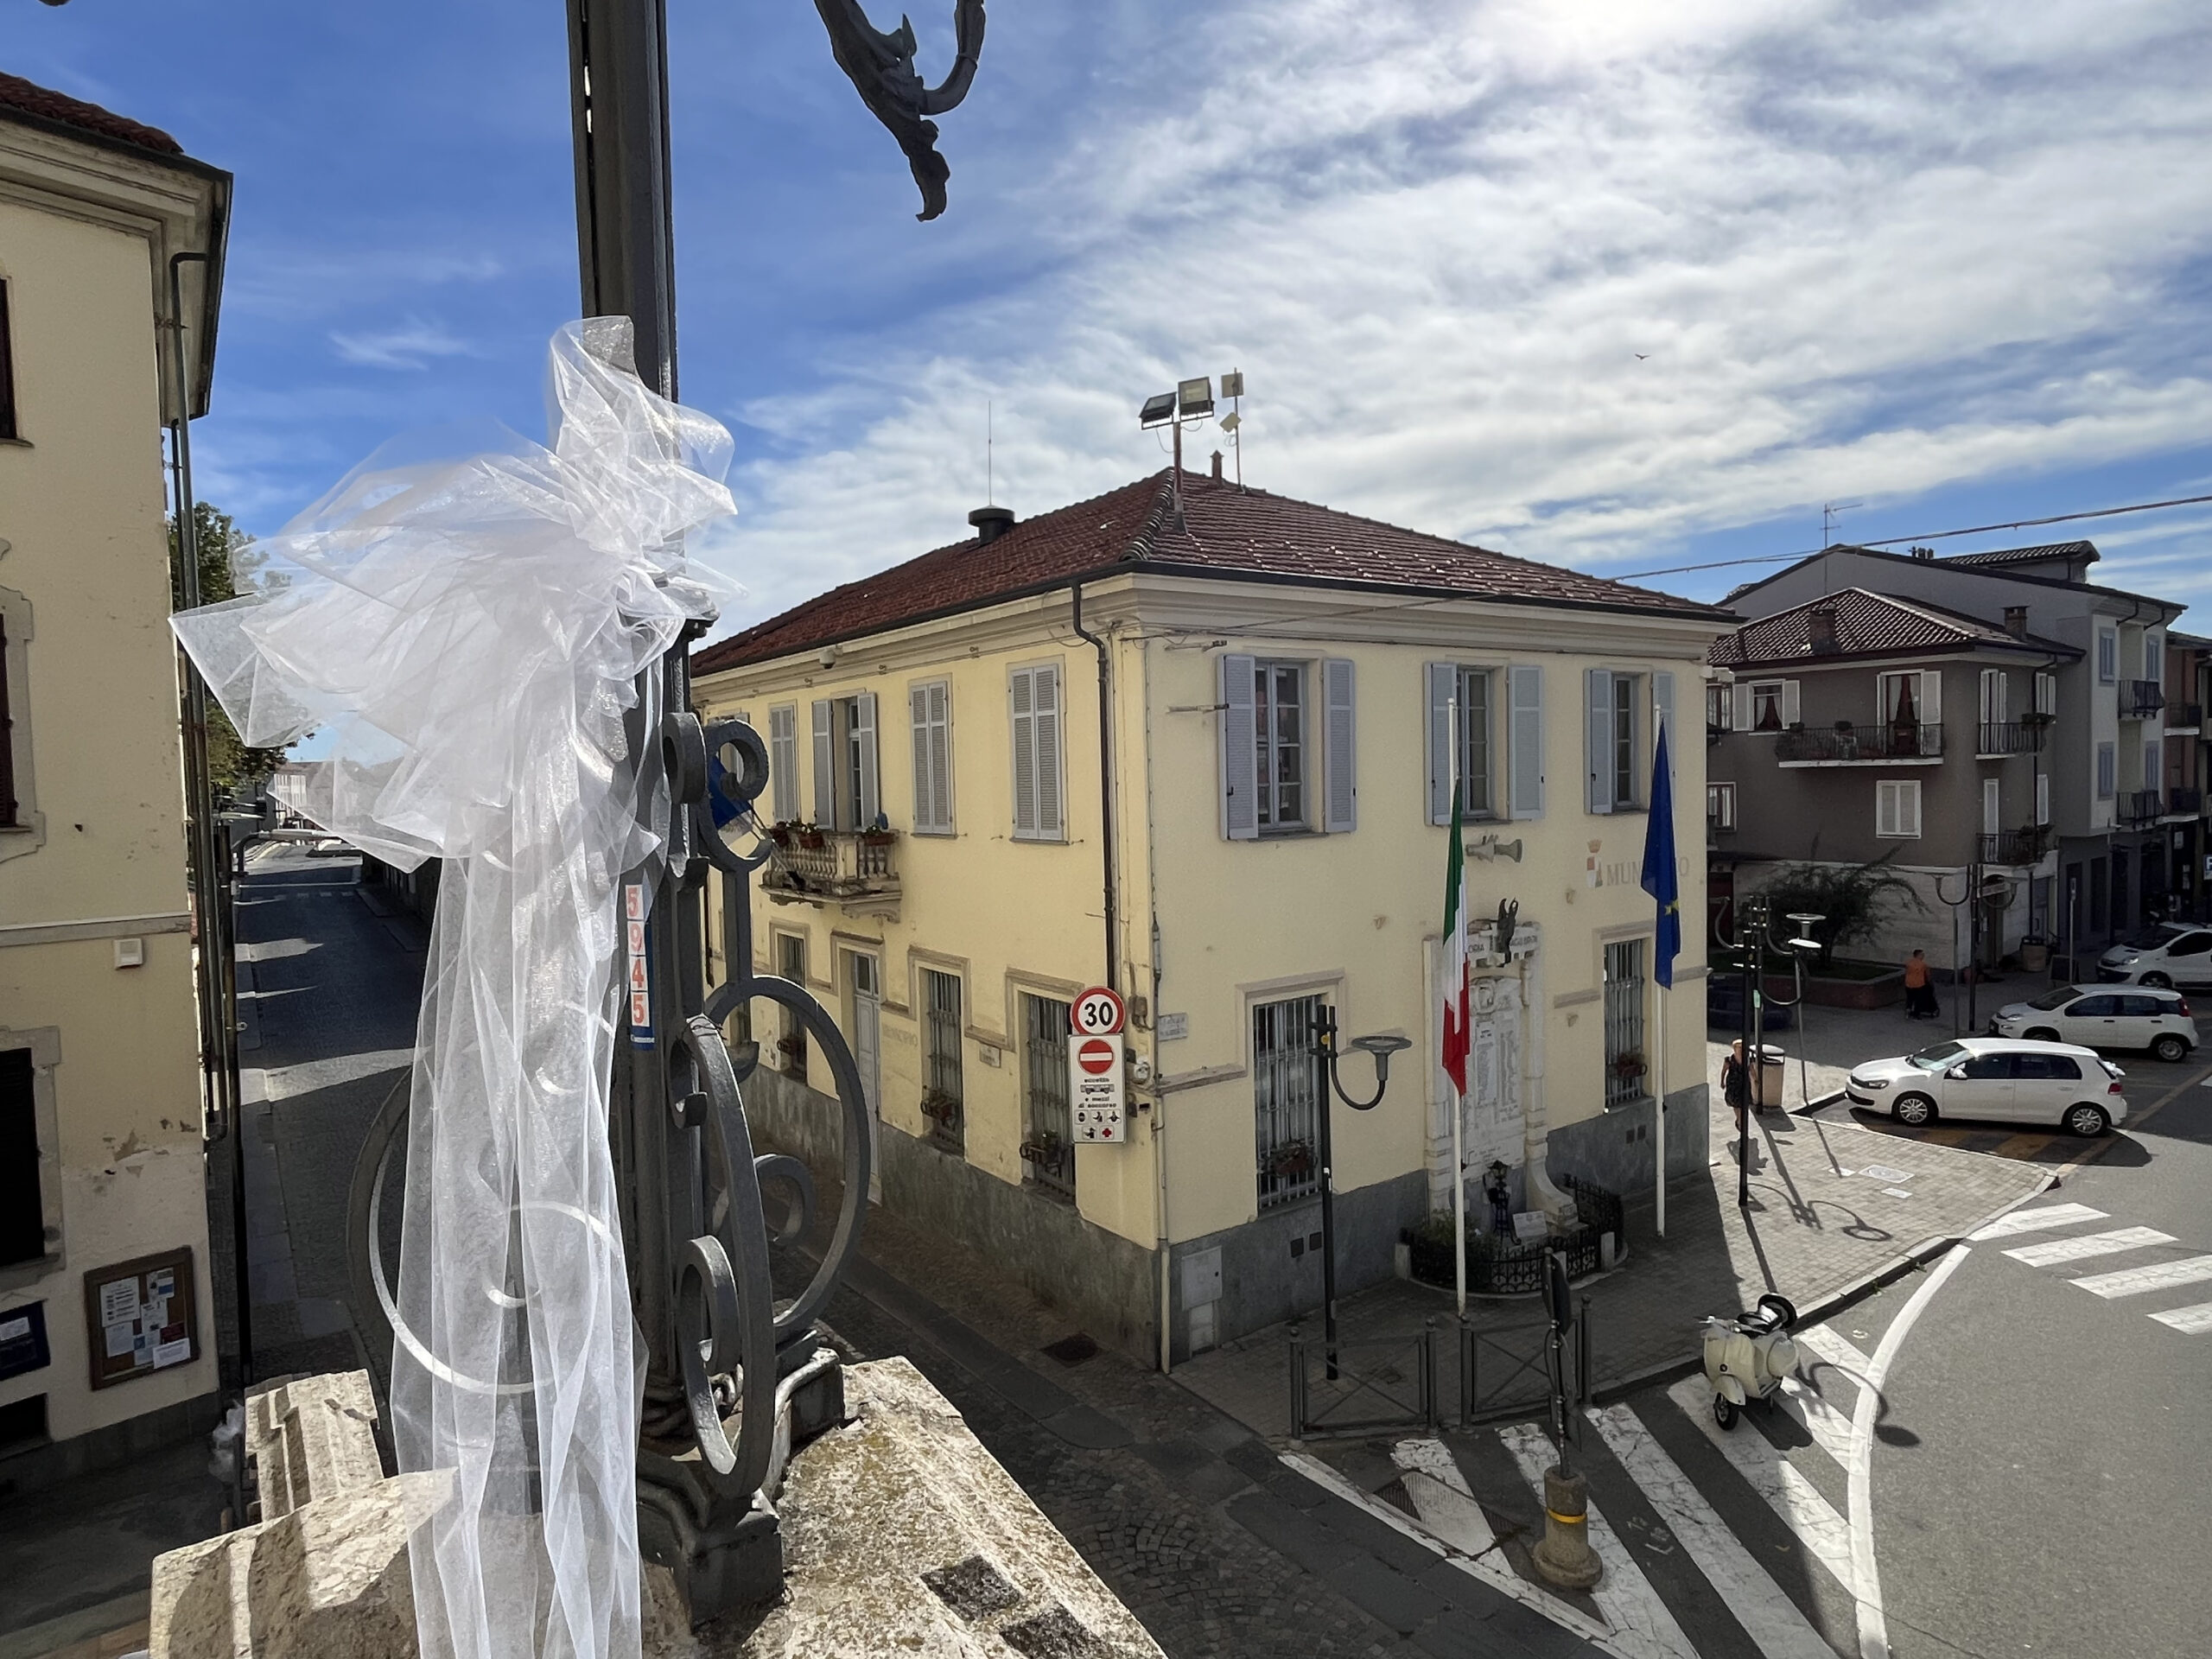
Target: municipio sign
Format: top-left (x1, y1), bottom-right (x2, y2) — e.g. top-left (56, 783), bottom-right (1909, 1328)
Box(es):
top-left (1069, 986), bottom-right (1127, 1144)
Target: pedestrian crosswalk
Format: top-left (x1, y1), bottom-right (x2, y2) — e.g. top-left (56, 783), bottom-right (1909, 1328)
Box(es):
top-left (1972, 1201), bottom-right (2212, 1331)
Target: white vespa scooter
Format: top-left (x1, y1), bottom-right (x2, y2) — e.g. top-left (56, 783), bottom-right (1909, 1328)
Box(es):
top-left (1700, 1293), bottom-right (1798, 1428)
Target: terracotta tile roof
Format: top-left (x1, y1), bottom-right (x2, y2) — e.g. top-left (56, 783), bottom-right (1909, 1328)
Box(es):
top-left (0, 71), bottom-right (182, 156)
top-left (696, 470), bottom-right (1727, 673)
top-left (1941, 540), bottom-right (2098, 569)
top-left (1709, 588), bottom-right (2079, 670)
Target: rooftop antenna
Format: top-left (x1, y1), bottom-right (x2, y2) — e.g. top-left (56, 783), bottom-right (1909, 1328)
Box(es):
top-left (1139, 373), bottom-right (1236, 525)
top-left (987, 399), bottom-right (994, 506)
top-left (1823, 500), bottom-right (1862, 547)
top-left (1220, 370), bottom-right (1245, 489)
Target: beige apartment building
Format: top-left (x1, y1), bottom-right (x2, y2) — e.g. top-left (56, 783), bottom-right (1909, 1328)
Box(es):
top-left (0, 74), bottom-right (228, 1470)
top-left (693, 470), bottom-right (1729, 1363)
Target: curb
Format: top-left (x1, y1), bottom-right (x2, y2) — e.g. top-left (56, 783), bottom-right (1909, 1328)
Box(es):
top-left (1586, 1168), bottom-right (2058, 1406)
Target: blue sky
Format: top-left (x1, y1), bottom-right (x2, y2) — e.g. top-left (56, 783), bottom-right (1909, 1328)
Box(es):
top-left (16, 0), bottom-right (2212, 632)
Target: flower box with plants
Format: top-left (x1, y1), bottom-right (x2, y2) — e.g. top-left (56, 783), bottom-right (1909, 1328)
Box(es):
top-left (919, 1089), bottom-right (962, 1128)
top-left (1019, 1132), bottom-right (1067, 1171)
top-left (1266, 1139), bottom-right (1315, 1182)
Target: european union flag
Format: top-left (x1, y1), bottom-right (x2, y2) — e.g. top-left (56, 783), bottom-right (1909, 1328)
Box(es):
top-left (1640, 721), bottom-right (1680, 990)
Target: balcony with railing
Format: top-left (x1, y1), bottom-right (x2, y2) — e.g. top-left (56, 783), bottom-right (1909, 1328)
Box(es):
top-left (761, 826), bottom-right (901, 913)
top-left (2120, 789), bottom-right (2164, 828)
top-left (2120, 680), bottom-right (2165, 719)
top-left (1978, 826), bottom-right (2051, 867)
top-left (2167, 702), bottom-right (2203, 734)
top-left (2167, 785), bottom-right (2203, 818)
top-left (1777, 721), bottom-right (1943, 765)
top-left (1975, 720), bottom-right (2049, 757)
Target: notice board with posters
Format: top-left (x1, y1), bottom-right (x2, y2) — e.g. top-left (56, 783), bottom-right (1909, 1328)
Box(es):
top-left (83, 1247), bottom-right (198, 1390)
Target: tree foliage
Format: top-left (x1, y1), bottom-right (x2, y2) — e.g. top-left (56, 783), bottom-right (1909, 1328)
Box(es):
top-left (1752, 846), bottom-right (1926, 968)
top-left (168, 500), bottom-right (287, 791)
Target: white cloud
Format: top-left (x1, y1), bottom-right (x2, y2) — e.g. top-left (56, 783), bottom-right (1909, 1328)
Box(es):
top-left (328, 318), bottom-right (485, 372)
top-left (695, 0), bottom-right (2212, 639)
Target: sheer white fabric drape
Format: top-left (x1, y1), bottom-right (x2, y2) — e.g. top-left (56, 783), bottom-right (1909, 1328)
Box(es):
top-left (174, 320), bottom-right (736, 1659)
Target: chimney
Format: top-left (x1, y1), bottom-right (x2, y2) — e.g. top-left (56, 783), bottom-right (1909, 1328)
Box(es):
top-left (967, 505), bottom-right (1015, 546)
top-left (1808, 604), bottom-right (1840, 655)
top-left (1910, 545), bottom-right (1935, 560)
top-left (1210, 449), bottom-right (1224, 480)
top-left (2004, 605), bottom-right (2030, 639)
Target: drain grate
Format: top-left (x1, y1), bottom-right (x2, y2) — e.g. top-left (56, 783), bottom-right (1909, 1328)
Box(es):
top-left (1039, 1332), bottom-right (1100, 1367)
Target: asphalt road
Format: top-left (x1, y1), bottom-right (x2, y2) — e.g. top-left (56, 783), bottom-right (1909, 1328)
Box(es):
top-left (1788, 1055), bottom-right (2212, 1659)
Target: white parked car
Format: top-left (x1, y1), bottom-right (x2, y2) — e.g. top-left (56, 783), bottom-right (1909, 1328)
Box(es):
top-left (2097, 923), bottom-right (2212, 988)
top-left (1845, 1038), bottom-right (2127, 1136)
top-left (1989, 985), bottom-right (2196, 1062)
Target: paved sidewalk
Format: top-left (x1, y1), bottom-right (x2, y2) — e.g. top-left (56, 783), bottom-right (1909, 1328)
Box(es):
top-left (1173, 1049), bottom-right (2053, 1440)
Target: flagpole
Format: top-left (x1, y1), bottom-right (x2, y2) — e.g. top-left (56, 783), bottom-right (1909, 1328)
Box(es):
top-left (1449, 696), bottom-right (1467, 1319)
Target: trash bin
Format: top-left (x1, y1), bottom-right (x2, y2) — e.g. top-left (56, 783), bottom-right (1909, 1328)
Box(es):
top-left (1753, 1044), bottom-right (1788, 1109)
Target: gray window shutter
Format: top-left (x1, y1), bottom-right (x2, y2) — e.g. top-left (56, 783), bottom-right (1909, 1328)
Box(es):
top-left (811, 698), bottom-right (833, 823)
top-left (1509, 664), bottom-right (1543, 819)
top-left (929, 683), bottom-right (952, 832)
top-left (1324, 658), bottom-right (1357, 833)
top-left (1654, 671), bottom-right (1675, 790)
top-left (910, 685), bottom-right (934, 830)
top-left (855, 690), bottom-right (879, 829)
top-left (1425, 662), bottom-right (1454, 826)
top-left (1732, 679), bottom-right (1754, 732)
top-left (769, 705), bottom-right (798, 822)
top-left (1034, 666), bottom-right (1063, 839)
top-left (1220, 653), bottom-right (1258, 841)
top-left (1781, 678), bottom-right (1801, 728)
top-left (1586, 668), bottom-right (1613, 815)
top-left (1011, 670), bottom-right (1037, 837)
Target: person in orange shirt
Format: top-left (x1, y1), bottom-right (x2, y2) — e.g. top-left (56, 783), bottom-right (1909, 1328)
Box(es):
top-left (1904, 949), bottom-right (1939, 1020)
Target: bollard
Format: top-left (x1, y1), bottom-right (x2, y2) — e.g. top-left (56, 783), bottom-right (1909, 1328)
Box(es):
top-left (1532, 1464), bottom-right (1603, 1590)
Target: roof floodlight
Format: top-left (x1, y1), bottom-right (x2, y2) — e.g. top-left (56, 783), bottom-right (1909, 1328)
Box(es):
top-left (1219, 410), bottom-right (1241, 434)
top-left (1220, 371), bottom-right (1245, 399)
top-left (1139, 391), bottom-right (1178, 429)
top-left (1177, 377), bottom-right (1214, 418)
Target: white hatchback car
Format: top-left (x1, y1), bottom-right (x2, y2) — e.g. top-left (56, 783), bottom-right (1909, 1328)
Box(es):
top-left (1845, 1038), bottom-right (2128, 1136)
top-left (1989, 985), bottom-right (2197, 1062)
top-left (2097, 923), bottom-right (2212, 988)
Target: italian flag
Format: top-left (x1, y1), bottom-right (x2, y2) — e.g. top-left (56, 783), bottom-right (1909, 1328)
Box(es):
top-left (1441, 788), bottom-right (1470, 1097)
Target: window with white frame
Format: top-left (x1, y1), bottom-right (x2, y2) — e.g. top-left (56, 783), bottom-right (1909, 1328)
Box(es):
top-left (1009, 664), bottom-right (1064, 841)
top-left (767, 704), bottom-right (798, 823)
top-left (810, 694), bottom-right (880, 830)
top-left (1706, 681), bottom-right (1731, 734)
top-left (1876, 779), bottom-right (1922, 838)
top-left (908, 679), bottom-right (953, 834)
top-left (1749, 679), bottom-right (1788, 732)
top-left (1226, 654), bottom-right (1357, 839)
top-left (2097, 741), bottom-right (2116, 799)
top-left (1707, 781), bottom-right (1736, 832)
top-left (1979, 668), bottom-right (2006, 724)
top-left (1427, 662), bottom-right (1537, 825)
top-left (1983, 778), bottom-right (2001, 836)
top-left (2035, 671), bottom-right (2056, 716)
top-left (1585, 669), bottom-right (1649, 814)
top-left (2098, 629), bottom-right (2117, 683)
top-left (2036, 771), bottom-right (2050, 826)
top-left (1254, 660), bottom-right (1306, 830)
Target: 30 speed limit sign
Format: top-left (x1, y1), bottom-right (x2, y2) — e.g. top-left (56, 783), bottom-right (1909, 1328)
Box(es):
top-left (1068, 986), bottom-right (1127, 1144)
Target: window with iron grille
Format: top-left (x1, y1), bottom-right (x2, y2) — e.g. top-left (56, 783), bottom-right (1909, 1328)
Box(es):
top-left (0, 612), bottom-right (15, 829)
top-left (921, 968), bottom-right (964, 1148)
top-left (1254, 995), bottom-right (1324, 1208)
top-left (1604, 941), bottom-right (1648, 1108)
top-left (776, 933), bottom-right (808, 1080)
top-left (1020, 995), bottom-right (1072, 1196)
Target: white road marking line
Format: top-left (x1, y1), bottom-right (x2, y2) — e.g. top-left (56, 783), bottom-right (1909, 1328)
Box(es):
top-left (2002, 1225), bottom-right (2178, 1268)
top-left (1847, 1244), bottom-right (1971, 1659)
top-left (2148, 1301), bottom-right (2212, 1334)
top-left (1278, 1450), bottom-right (1632, 1657)
top-left (1592, 1405), bottom-right (1837, 1659)
top-left (1968, 1201), bottom-right (2109, 1241)
top-left (1774, 1375), bottom-right (1857, 1469)
top-left (1390, 1438), bottom-right (1497, 1554)
top-left (1497, 1421), bottom-right (1700, 1659)
top-left (2072, 1255), bottom-right (2212, 1298)
top-left (1668, 1376), bottom-right (1854, 1591)
top-left (1792, 1324), bottom-right (1871, 1374)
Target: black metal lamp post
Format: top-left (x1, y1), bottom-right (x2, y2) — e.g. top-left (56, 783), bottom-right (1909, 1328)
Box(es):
top-left (1311, 1011), bottom-right (1411, 1379)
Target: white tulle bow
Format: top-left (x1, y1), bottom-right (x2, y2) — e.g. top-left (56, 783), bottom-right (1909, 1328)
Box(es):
top-left (174, 319), bottom-right (737, 1659)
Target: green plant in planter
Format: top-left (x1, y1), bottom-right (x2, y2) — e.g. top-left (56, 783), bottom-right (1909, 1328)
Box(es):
top-left (1752, 843), bottom-right (1926, 969)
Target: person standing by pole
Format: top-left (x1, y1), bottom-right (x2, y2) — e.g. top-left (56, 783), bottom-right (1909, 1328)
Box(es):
top-left (1639, 713), bottom-right (1680, 1237)
top-left (1440, 699), bottom-right (1471, 1319)
top-left (1904, 949), bottom-right (1938, 1020)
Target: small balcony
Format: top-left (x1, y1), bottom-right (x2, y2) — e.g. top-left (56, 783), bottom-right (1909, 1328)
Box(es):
top-left (2120, 680), bottom-right (2165, 719)
top-left (761, 826), bottom-right (901, 914)
top-left (1978, 826), bottom-right (2051, 866)
top-left (2120, 789), bottom-right (2164, 828)
top-left (2167, 702), bottom-right (2203, 734)
top-left (2167, 785), bottom-right (2203, 819)
top-left (1975, 720), bottom-right (2049, 757)
top-left (1776, 721), bottom-right (1943, 766)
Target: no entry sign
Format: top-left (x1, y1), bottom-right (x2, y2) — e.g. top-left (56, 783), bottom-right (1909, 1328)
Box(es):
top-left (1069, 986), bottom-right (1127, 1143)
